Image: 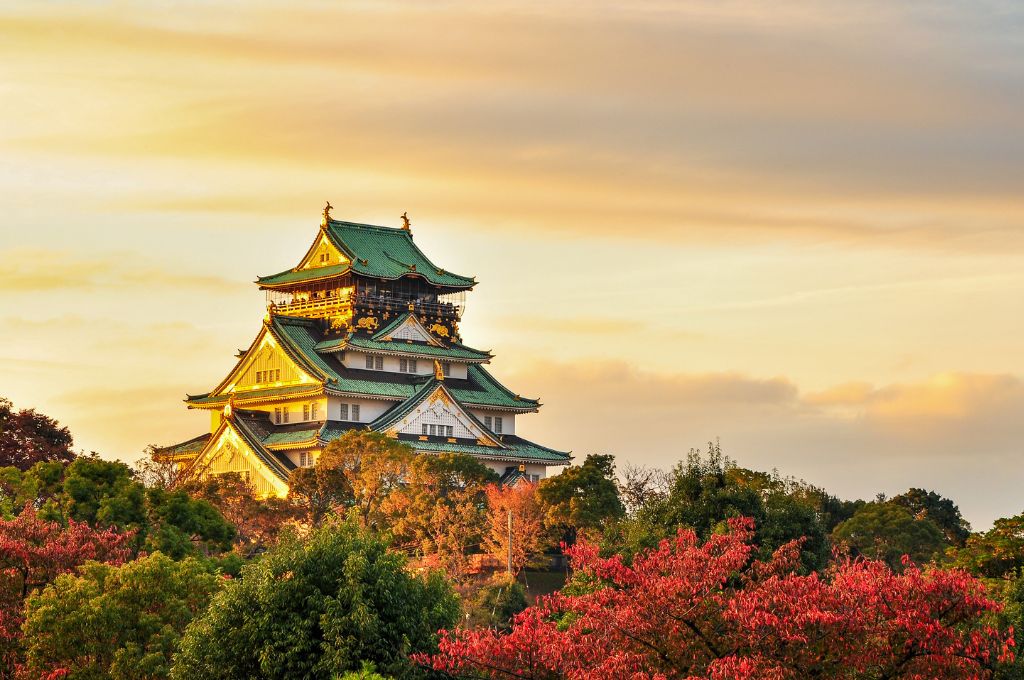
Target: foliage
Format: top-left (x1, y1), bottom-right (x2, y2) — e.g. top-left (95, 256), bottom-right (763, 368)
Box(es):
top-left (536, 454), bottom-right (624, 541)
top-left (21, 552), bottom-right (222, 680)
top-left (0, 398), bottom-right (75, 472)
top-left (465, 575), bottom-right (528, 631)
top-left (171, 518), bottom-right (459, 680)
top-left (313, 431), bottom-right (415, 528)
top-left (832, 501), bottom-right (948, 569)
top-left (184, 472), bottom-right (296, 555)
top-left (0, 506), bottom-right (134, 676)
top-left (382, 453), bottom-right (497, 579)
top-left (483, 483), bottom-right (545, 576)
top-left (421, 518), bottom-right (1014, 679)
top-left (622, 443), bottom-right (830, 570)
top-left (948, 513), bottom-right (1024, 579)
top-left (288, 462), bottom-right (353, 529)
top-left (892, 487), bottom-right (972, 546)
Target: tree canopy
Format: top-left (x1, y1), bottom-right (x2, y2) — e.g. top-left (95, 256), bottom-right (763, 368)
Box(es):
top-left (0, 398), bottom-right (75, 471)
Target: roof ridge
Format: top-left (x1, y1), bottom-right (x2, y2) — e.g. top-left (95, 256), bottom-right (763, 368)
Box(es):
top-left (328, 219), bottom-right (407, 233)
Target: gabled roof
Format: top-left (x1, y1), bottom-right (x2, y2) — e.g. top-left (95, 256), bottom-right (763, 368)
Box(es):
top-left (155, 433), bottom-right (211, 460)
top-left (396, 434), bottom-right (571, 464)
top-left (257, 219), bottom-right (475, 290)
top-left (313, 314), bottom-right (492, 362)
top-left (369, 378), bottom-right (503, 447)
top-left (229, 411), bottom-right (297, 482)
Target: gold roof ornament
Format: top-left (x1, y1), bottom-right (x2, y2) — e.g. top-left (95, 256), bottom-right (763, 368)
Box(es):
top-left (223, 395), bottom-right (235, 420)
top-left (400, 211), bottom-right (411, 231)
top-left (434, 359), bottom-right (445, 381)
top-left (321, 201), bottom-right (333, 227)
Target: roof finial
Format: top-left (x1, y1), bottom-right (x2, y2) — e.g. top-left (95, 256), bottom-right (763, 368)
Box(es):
top-left (400, 211), bottom-right (411, 231)
top-left (434, 359), bottom-right (445, 381)
top-left (322, 201), bottom-right (333, 227)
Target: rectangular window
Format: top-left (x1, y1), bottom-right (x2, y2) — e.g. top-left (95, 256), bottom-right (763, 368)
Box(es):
top-left (311, 402), bottom-right (318, 420)
top-left (274, 407), bottom-right (282, 424)
top-left (484, 416), bottom-right (492, 430)
top-left (445, 425), bottom-right (454, 437)
top-left (409, 359), bottom-right (417, 373)
top-left (494, 417), bottom-right (503, 434)
top-left (275, 369), bottom-right (281, 381)
top-left (352, 404), bottom-right (360, 421)
top-left (530, 474), bottom-right (540, 483)
top-left (429, 424), bottom-right (437, 436)
top-left (422, 424), bottom-right (428, 435)
top-left (365, 355), bottom-right (374, 369)
top-left (255, 371), bottom-right (263, 383)
top-left (283, 407), bottom-right (289, 423)
top-left (300, 451), bottom-right (309, 467)
top-left (339, 403), bottom-right (349, 421)
top-left (441, 362), bottom-right (451, 376)
top-left (375, 356), bottom-right (383, 370)
top-left (399, 358), bottom-right (407, 372)
top-left (303, 404), bottom-right (310, 421)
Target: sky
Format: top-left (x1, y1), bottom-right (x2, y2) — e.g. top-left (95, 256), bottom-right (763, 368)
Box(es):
top-left (1, 0), bottom-right (1022, 528)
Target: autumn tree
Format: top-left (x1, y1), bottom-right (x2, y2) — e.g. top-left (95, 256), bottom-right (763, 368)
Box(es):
top-left (421, 518), bottom-right (1014, 679)
top-left (382, 453), bottom-right (497, 579)
top-left (185, 472), bottom-right (297, 554)
top-left (312, 431), bottom-right (415, 528)
top-left (483, 482), bottom-right (545, 576)
top-left (171, 518), bottom-right (459, 679)
top-left (288, 463), bottom-right (353, 528)
top-left (0, 398), bottom-right (75, 471)
top-left (0, 506), bottom-right (134, 676)
top-left (21, 553), bottom-right (222, 680)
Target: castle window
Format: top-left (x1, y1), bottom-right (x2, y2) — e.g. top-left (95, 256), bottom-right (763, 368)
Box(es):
top-left (283, 407), bottom-right (289, 423)
top-left (339, 404), bottom-right (349, 420)
top-left (365, 355), bottom-right (373, 369)
top-left (364, 355), bottom-right (383, 370)
top-left (399, 358), bottom-right (418, 373)
top-left (311, 402), bottom-right (319, 420)
top-left (300, 451), bottom-right (310, 467)
top-left (441, 362), bottom-right (451, 377)
top-left (274, 407), bottom-right (282, 424)
top-left (320, 252), bottom-right (329, 263)
top-left (494, 417), bottom-right (503, 434)
top-left (274, 369), bottom-right (281, 381)
top-left (352, 404), bottom-right (360, 421)
top-left (484, 416), bottom-right (492, 430)
top-left (530, 474), bottom-right (540, 483)
top-left (429, 424), bottom-right (437, 436)
top-left (422, 424), bottom-right (428, 435)
top-left (445, 425), bottom-right (454, 437)
top-left (303, 404), bottom-right (310, 421)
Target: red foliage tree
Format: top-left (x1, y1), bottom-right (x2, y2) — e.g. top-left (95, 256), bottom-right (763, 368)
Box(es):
top-left (483, 482), bottom-right (545, 576)
top-left (422, 518), bottom-right (1014, 679)
top-left (0, 398), bottom-right (75, 471)
top-left (0, 506), bottom-right (133, 676)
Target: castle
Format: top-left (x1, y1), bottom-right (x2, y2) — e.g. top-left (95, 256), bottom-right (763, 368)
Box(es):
top-left (160, 206), bottom-right (570, 496)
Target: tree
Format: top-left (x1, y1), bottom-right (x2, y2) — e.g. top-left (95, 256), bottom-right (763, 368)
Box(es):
top-left (0, 398), bottom-right (75, 471)
top-left (948, 513), bottom-right (1024, 579)
top-left (421, 518), bottom-right (1014, 679)
top-left (288, 463), bottom-right (353, 529)
top-left (536, 454), bottom-right (624, 541)
top-left (314, 431), bottom-right (414, 527)
top-left (0, 506), bottom-right (133, 676)
top-left (892, 488), bottom-right (972, 546)
top-left (21, 553), bottom-right (222, 680)
top-left (143, 487), bottom-right (236, 558)
top-left (627, 444), bottom-right (830, 570)
top-left (617, 462), bottom-right (671, 516)
top-left (832, 502), bottom-right (948, 569)
top-left (483, 483), bottom-right (545, 576)
top-left (382, 453), bottom-right (497, 579)
top-left (466, 575), bottom-right (528, 631)
top-left (171, 518), bottom-right (459, 679)
top-left (185, 473), bottom-right (296, 555)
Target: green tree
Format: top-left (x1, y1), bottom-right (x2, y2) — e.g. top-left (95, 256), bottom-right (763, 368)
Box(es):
top-left (21, 553), bottom-right (222, 680)
top-left (465, 575), bottom-right (528, 631)
top-left (171, 518), bottom-right (459, 679)
top-left (891, 487), bottom-right (971, 546)
top-left (832, 501), bottom-right (948, 569)
top-left (947, 513), bottom-right (1024, 579)
top-left (143, 487), bottom-right (236, 558)
top-left (624, 444), bottom-right (831, 570)
top-left (536, 454), bottom-right (624, 541)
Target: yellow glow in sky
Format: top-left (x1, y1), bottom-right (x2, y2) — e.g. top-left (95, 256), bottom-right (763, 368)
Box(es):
top-left (1, 1), bottom-right (1022, 527)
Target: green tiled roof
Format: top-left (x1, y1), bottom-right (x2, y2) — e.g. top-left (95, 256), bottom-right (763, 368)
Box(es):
top-left (452, 365), bottom-right (539, 410)
top-left (398, 435), bottom-right (570, 464)
top-left (229, 412), bottom-right (296, 482)
top-left (257, 220), bottom-right (474, 289)
top-left (157, 433), bottom-right (211, 458)
top-left (315, 334), bottom-right (491, 362)
top-left (186, 383), bottom-right (322, 406)
top-left (255, 264), bottom-right (349, 287)
top-left (262, 426), bottom-right (322, 447)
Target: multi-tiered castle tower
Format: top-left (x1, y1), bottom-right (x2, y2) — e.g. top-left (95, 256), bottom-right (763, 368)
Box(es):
top-left (161, 206), bottom-right (569, 497)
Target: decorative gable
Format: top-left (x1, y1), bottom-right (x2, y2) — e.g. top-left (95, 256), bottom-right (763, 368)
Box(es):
top-left (377, 315), bottom-right (442, 346)
top-left (219, 328), bottom-right (320, 394)
top-left (385, 384), bottom-right (500, 445)
top-left (298, 231), bottom-right (349, 270)
top-left (189, 423), bottom-right (289, 498)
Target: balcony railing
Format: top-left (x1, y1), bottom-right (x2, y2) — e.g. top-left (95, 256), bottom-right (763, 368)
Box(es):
top-left (268, 292), bottom-right (462, 320)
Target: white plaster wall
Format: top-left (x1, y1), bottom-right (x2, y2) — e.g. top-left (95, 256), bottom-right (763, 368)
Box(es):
top-left (469, 410), bottom-right (516, 435)
top-left (326, 395), bottom-right (393, 423)
top-left (341, 350), bottom-right (468, 378)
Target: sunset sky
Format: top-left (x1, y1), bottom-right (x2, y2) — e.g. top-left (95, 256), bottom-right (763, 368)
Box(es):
top-left (1, 1), bottom-right (1022, 527)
